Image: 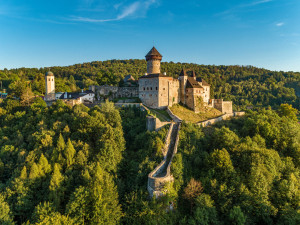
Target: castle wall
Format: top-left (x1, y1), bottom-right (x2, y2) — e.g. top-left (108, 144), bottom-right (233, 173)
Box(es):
top-left (196, 112), bottom-right (245, 127)
top-left (91, 85), bottom-right (138, 101)
top-left (168, 79), bottom-right (180, 107)
top-left (203, 86), bottom-right (210, 104)
top-left (185, 88), bottom-right (195, 111)
top-left (210, 99), bottom-right (233, 114)
top-left (222, 101), bottom-right (233, 114)
top-left (139, 78), bottom-right (159, 108)
top-left (146, 116), bottom-right (171, 131)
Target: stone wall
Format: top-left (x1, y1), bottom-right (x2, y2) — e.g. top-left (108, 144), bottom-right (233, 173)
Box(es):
top-left (139, 78), bottom-right (159, 108)
top-left (197, 111), bottom-right (245, 127)
top-left (146, 116), bottom-right (171, 132)
top-left (209, 99), bottom-right (233, 114)
top-left (167, 106), bottom-right (182, 122)
top-left (148, 123), bottom-right (181, 198)
top-left (90, 85), bottom-right (138, 101)
top-left (222, 101), bottom-right (233, 114)
top-left (167, 79), bottom-right (180, 107)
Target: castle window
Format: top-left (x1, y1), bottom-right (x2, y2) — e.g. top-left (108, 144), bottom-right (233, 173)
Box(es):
top-left (48, 79), bottom-right (50, 81)
top-left (52, 79), bottom-right (53, 81)
top-left (143, 87), bottom-right (145, 90)
top-left (163, 88), bottom-right (165, 90)
top-left (147, 87), bottom-right (149, 90)
top-left (151, 87), bottom-right (152, 90)
top-left (150, 94), bottom-right (152, 97)
top-left (156, 87), bottom-right (157, 90)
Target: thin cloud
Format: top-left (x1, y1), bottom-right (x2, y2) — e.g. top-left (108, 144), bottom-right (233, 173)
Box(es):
top-left (70, 0), bottom-right (156, 23)
top-left (276, 22), bottom-right (284, 27)
top-left (216, 0), bottom-right (273, 16)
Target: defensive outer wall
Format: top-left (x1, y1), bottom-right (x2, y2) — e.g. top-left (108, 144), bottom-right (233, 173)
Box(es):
top-left (148, 122), bottom-right (181, 198)
top-left (147, 107), bottom-right (245, 198)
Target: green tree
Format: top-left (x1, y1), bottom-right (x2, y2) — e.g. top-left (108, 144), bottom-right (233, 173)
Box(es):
top-left (49, 164), bottom-right (64, 210)
top-left (229, 206), bottom-right (247, 225)
top-left (64, 139), bottom-right (76, 168)
top-left (0, 194), bottom-right (15, 225)
top-left (278, 104), bottom-right (298, 121)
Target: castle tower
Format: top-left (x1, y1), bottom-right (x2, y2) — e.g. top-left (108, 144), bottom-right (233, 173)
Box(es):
top-left (45, 71), bottom-right (55, 101)
top-left (145, 47), bottom-right (162, 74)
top-left (179, 69), bottom-right (188, 104)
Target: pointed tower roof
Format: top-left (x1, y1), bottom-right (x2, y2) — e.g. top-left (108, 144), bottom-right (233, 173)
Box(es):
top-left (191, 70), bottom-right (196, 77)
top-left (179, 69), bottom-right (187, 76)
top-left (145, 47), bottom-right (162, 61)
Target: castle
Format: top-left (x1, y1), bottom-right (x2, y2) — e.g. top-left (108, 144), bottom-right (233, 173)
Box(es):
top-left (46, 46), bottom-right (232, 114)
top-left (138, 47), bottom-right (232, 113)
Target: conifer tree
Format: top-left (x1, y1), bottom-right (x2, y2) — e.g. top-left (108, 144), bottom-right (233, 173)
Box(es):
top-left (20, 166), bottom-right (27, 180)
top-left (49, 164), bottom-right (64, 210)
top-left (52, 134), bottom-right (65, 164)
top-left (64, 139), bottom-right (76, 168)
top-left (29, 163), bottom-right (39, 180)
top-left (38, 154), bottom-right (51, 176)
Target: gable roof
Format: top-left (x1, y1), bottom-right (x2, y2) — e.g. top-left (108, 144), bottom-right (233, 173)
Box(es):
top-left (186, 77), bottom-right (202, 89)
top-left (124, 75), bottom-right (135, 82)
top-left (196, 78), bottom-right (210, 86)
top-left (59, 90), bottom-right (94, 100)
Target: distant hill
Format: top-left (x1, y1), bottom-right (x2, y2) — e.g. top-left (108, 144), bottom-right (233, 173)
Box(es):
top-left (1, 59), bottom-right (299, 110)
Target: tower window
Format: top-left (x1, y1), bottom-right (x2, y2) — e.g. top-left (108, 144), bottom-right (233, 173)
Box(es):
top-left (151, 87), bottom-right (152, 90)
top-left (144, 87), bottom-right (145, 90)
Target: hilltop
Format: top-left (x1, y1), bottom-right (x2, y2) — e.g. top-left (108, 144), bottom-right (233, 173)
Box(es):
top-left (1, 59), bottom-right (299, 111)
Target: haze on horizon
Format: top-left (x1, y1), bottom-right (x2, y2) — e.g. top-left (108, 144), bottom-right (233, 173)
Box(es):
top-left (0, 0), bottom-right (299, 72)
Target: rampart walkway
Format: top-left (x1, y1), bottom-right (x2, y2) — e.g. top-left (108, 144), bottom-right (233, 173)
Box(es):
top-left (147, 122), bottom-right (181, 198)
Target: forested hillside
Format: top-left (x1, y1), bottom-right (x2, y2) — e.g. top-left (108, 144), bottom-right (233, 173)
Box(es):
top-left (1, 60), bottom-right (299, 110)
top-left (0, 96), bottom-right (299, 224)
top-left (0, 60), bottom-right (300, 224)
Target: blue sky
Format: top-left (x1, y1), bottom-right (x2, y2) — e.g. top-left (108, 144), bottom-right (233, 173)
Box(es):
top-left (0, 0), bottom-right (299, 71)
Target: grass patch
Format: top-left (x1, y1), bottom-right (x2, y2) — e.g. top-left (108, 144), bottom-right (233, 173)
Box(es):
top-left (147, 108), bottom-right (171, 122)
top-left (170, 104), bottom-right (223, 123)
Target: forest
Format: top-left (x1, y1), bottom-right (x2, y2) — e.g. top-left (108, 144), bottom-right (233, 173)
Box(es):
top-left (0, 60), bottom-right (300, 224)
top-left (1, 59), bottom-right (299, 111)
top-left (0, 96), bottom-right (299, 224)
